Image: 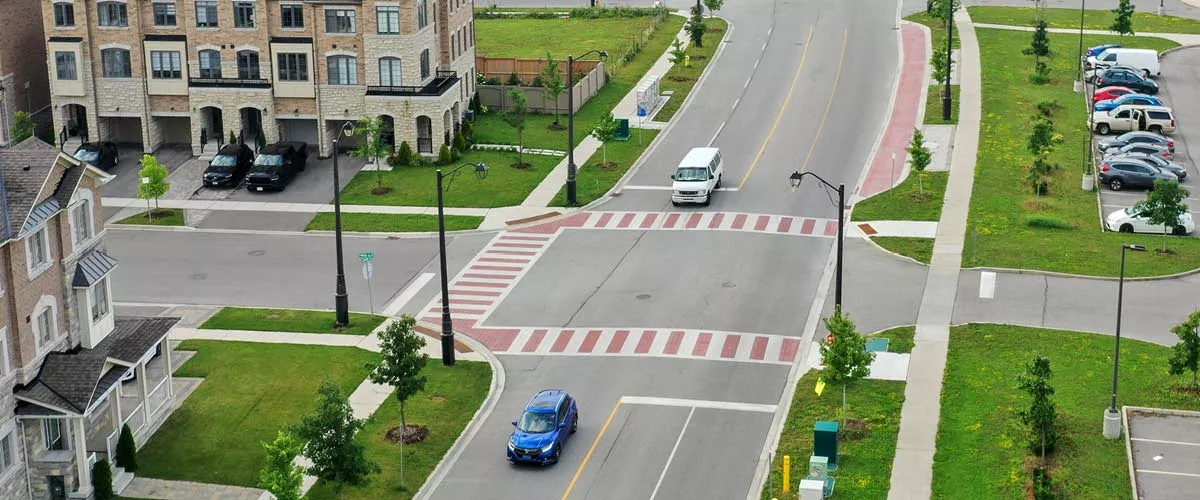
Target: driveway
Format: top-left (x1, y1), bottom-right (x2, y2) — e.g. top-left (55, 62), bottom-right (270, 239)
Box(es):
top-left (1126, 407), bottom-right (1200, 500)
top-left (100, 145), bottom-right (191, 198)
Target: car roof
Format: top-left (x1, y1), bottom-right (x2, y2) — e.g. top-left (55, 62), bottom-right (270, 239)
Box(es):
top-left (680, 147), bottom-right (720, 167)
top-left (1116, 131), bottom-right (1166, 140)
top-left (217, 144), bottom-right (247, 154)
top-left (1111, 152), bottom-right (1166, 163)
top-left (1112, 104), bottom-right (1171, 112)
top-left (1115, 93), bottom-right (1156, 100)
top-left (260, 143), bottom-right (292, 155)
top-left (1121, 142), bottom-right (1168, 150)
top-left (526, 390), bottom-right (567, 411)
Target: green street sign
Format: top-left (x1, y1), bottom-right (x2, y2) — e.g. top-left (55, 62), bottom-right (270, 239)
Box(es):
top-left (358, 252), bottom-right (375, 263)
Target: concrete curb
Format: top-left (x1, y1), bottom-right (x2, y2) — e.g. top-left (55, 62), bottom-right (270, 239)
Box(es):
top-left (862, 234), bottom-right (931, 267)
top-left (949, 320), bottom-right (1171, 347)
top-left (965, 263), bottom-right (1200, 282)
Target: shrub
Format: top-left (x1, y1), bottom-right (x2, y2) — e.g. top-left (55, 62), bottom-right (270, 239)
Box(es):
top-left (462, 120), bottom-right (476, 142)
top-left (530, 75), bottom-right (544, 87)
top-left (438, 144), bottom-right (453, 165)
top-left (453, 132), bottom-right (468, 153)
top-left (506, 73), bottom-right (521, 86)
top-left (1036, 99), bottom-right (1061, 118)
top-left (1026, 215), bottom-right (1073, 230)
top-left (395, 141), bottom-right (414, 166)
top-left (93, 459), bottom-right (114, 500)
top-left (1029, 71), bottom-right (1051, 85)
top-left (116, 424), bottom-right (137, 472)
top-left (486, 76), bottom-right (502, 85)
top-left (229, 130), bottom-right (238, 145)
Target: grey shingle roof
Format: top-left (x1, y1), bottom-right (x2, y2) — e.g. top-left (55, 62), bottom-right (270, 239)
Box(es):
top-left (72, 249), bottom-right (119, 287)
top-left (0, 138), bottom-right (60, 238)
top-left (54, 165), bottom-right (86, 208)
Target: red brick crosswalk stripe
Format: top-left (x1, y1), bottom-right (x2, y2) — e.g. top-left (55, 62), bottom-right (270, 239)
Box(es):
top-left (750, 336), bottom-right (769, 360)
top-left (640, 213), bottom-right (659, 228)
top-left (579, 330), bottom-right (602, 353)
top-left (664, 213), bottom-right (681, 229)
top-left (606, 330), bottom-right (629, 353)
top-left (693, 332), bottom-right (713, 356)
top-left (596, 212), bottom-right (614, 228)
top-left (551, 330), bottom-right (575, 352)
top-left (685, 213), bottom-right (703, 229)
top-left (732, 214), bottom-right (747, 229)
top-left (522, 329), bottom-right (548, 352)
top-left (780, 338), bottom-right (801, 362)
top-left (708, 213), bottom-right (725, 229)
top-left (777, 217), bottom-right (793, 233)
top-left (635, 330), bottom-right (656, 354)
top-left (720, 334), bottom-right (740, 359)
top-left (665, 331), bottom-right (685, 354)
top-left (754, 215), bottom-right (770, 231)
top-left (618, 213), bottom-right (636, 228)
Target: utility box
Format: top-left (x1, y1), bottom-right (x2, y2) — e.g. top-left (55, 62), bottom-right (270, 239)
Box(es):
top-left (814, 420), bottom-right (840, 471)
top-left (798, 479), bottom-right (825, 500)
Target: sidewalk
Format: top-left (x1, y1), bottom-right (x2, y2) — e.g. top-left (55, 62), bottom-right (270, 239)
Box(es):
top-left (973, 22), bottom-right (1200, 46)
top-left (887, 8), bottom-right (982, 500)
top-left (859, 23), bottom-right (930, 200)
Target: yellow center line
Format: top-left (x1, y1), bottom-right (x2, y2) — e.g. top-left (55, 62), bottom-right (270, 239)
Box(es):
top-left (561, 399), bottom-right (623, 500)
top-left (738, 26), bottom-right (816, 190)
top-left (796, 28), bottom-right (850, 184)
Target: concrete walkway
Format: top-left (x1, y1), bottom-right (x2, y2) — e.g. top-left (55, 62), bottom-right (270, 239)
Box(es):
top-left (973, 22), bottom-right (1200, 46)
top-left (887, 8), bottom-right (983, 500)
top-left (856, 220), bottom-right (939, 238)
top-left (120, 478), bottom-right (270, 500)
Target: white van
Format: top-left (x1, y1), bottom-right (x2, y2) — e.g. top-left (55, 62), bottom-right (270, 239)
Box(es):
top-left (670, 147), bottom-right (724, 206)
top-left (1087, 48), bottom-right (1161, 78)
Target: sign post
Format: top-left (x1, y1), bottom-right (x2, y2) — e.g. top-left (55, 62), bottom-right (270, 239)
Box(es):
top-left (359, 252), bottom-right (375, 315)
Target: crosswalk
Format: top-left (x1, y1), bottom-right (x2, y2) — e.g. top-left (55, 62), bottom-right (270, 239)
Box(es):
top-left (514, 211), bottom-right (840, 238)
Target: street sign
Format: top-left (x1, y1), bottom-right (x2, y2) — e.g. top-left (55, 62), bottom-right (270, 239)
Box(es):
top-left (637, 107), bottom-right (647, 117)
top-left (358, 252), bottom-right (374, 263)
top-left (362, 260), bottom-right (374, 280)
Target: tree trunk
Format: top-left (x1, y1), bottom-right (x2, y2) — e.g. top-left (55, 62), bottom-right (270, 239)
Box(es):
top-left (518, 130), bottom-right (525, 166)
top-left (1164, 227), bottom-right (1170, 253)
top-left (602, 143), bottom-right (608, 165)
top-left (918, 173), bottom-right (925, 195)
top-left (841, 384), bottom-right (847, 430)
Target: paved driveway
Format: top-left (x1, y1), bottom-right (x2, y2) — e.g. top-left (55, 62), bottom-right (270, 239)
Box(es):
top-left (1126, 407), bottom-right (1200, 500)
top-left (100, 145), bottom-right (191, 198)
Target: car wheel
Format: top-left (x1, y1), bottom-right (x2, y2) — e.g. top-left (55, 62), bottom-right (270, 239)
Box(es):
top-left (1174, 225), bottom-right (1188, 236)
top-left (1120, 223), bottom-right (1134, 233)
top-left (1143, 69), bottom-right (1152, 79)
top-left (571, 414), bottom-right (578, 434)
top-left (550, 444), bottom-right (560, 465)
top-left (715, 175), bottom-right (722, 189)
top-left (1150, 125), bottom-right (1162, 134)
top-left (671, 201), bottom-right (680, 207)
top-left (702, 196), bottom-right (711, 207)
top-left (1109, 178), bottom-right (1124, 191)
top-left (1097, 123), bottom-right (1111, 135)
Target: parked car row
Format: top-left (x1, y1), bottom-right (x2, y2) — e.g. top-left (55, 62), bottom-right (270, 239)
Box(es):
top-left (203, 142), bottom-right (309, 192)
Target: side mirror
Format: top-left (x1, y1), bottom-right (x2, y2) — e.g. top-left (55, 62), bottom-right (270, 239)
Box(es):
top-left (559, 422), bottom-right (568, 429)
top-left (709, 174), bottom-right (715, 180)
top-left (670, 174), bottom-right (675, 180)
top-left (511, 420), bottom-right (518, 427)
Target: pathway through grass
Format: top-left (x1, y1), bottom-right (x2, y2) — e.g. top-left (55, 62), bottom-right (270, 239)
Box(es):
top-left (200, 307), bottom-right (386, 335)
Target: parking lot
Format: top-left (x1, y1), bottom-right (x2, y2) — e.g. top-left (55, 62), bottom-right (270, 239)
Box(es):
top-left (1125, 407), bottom-right (1200, 500)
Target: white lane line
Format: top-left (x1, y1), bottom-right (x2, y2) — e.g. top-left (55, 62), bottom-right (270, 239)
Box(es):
top-left (979, 271), bottom-right (996, 299)
top-left (709, 122), bottom-right (727, 146)
top-left (382, 272), bottom-right (434, 316)
top-left (1132, 437), bottom-right (1200, 447)
top-left (648, 406), bottom-right (695, 500)
top-left (754, 58), bottom-right (761, 70)
top-left (732, 97), bottom-right (741, 109)
top-left (620, 396), bottom-right (777, 413)
top-left (743, 78), bottom-right (751, 89)
top-left (1136, 469), bottom-right (1200, 478)
top-left (761, 42), bottom-right (768, 51)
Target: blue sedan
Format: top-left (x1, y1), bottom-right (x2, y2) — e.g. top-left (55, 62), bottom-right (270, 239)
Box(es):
top-left (507, 390), bottom-right (578, 465)
top-left (1094, 94), bottom-right (1163, 112)
top-left (1088, 44), bottom-right (1121, 57)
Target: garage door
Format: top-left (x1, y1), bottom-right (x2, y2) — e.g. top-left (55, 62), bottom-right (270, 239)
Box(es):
top-left (107, 117), bottom-right (142, 145)
top-left (159, 117), bottom-right (190, 144)
top-left (279, 119), bottom-right (318, 146)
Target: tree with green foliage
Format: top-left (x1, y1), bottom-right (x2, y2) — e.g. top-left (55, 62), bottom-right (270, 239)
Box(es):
top-left (115, 424), bottom-right (137, 472)
top-left (503, 89), bottom-right (529, 167)
top-left (592, 113), bottom-right (620, 167)
top-left (258, 430), bottom-right (305, 500)
top-left (349, 116), bottom-right (393, 191)
top-left (437, 144), bottom-right (453, 165)
top-left (1133, 179), bottom-right (1191, 252)
top-left (932, 0), bottom-right (959, 28)
top-left (703, 0), bottom-right (724, 17)
top-left (453, 131), bottom-right (468, 155)
top-left (366, 315), bottom-right (428, 490)
top-left (396, 141), bottom-right (414, 166)
top-left (137, 154), bottom-right (170, 217)
top-left (1023, 20), bottom-right (1052, 78)
top-left (907, 128), bottom-right (933, 196)
top-left (1025, 117), bottom-right (1061, 195)
top-left (12, 111), bottom-right (35, 143)
top-left (819, 307), bottom-right (875, 428)
top-left (1169, 310), bottom-right (1200, 388)
top-left (540, 52), bottom-right (567, 127)
top-left (1018, 355), bottom-right (1059, 460)
top-left (668, 38), bottom-right (687, 68)
top-left (686, 6), bottom-right (706, 48)
top-left (93, 459), bottom-right (114, 500)
top-left (229, 130), bottom-right (237, 145)
top-left (1111, 0), bottom-right (1136, 41)
top-left (294, 380), bottom-right (380, 497)
top-left (931, 45), bottom-right (952, 99)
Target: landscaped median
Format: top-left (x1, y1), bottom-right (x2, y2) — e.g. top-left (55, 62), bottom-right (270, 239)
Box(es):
top-left (924, 85), bottom-right (959, 125)
top-left (550, 129), bottom-right (661, 206)
top-left (199, 306), bottom-right (387, 335)
top-left (113, 208), bottom-right (185, 226)
top-left (305, 213), bottom-right (484, 233)
top-left (655, 18), bottom-right (728, 122)
top-left (968, 5), bottom-right (1200, 34)
top-left (852, 167), bottom-right (947, 264)
top-left (339, 149), bottom-right (560, 208)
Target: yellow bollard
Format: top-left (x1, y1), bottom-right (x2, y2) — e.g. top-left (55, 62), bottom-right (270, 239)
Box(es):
top-left (783, 455), bottom-right (791, 493)
top-left (685, 55), bottom-right (692, 68)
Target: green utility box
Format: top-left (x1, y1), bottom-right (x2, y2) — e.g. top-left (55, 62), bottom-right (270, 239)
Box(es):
top-left (615, 118), bottom-right (631, 141)
top-left (814, 420), bottom-right (840, 471)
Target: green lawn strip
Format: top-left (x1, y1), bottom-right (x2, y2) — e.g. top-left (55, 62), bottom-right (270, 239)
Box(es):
top-left (114, 208), bottom-right (185, 226)
top-left (138, 341), bottom-right (380, 487)
top-left (305, 213), bottom-right (483, 233)
top-left (853, 171), bottom-right (948, 222)
top-left (934, 324), bottom-right (1200, 499)
top-left (924, 85), bottom-right (960, 125)
top-left (763, 373), bottom-right (905, 500)
top-left (869, 326), bottom-right (915, 354)
top-left (655, 18), bottom-right (728, 122)
top-left (966, 29), bottom-right (1200, 277)
top-left (475, 17), bottom-right (659, 59)
top-left (200, 306), bottom-right (386, 335)
top-left (340, 150), bottom-right (559, 207)
top-left (968, 6), bottom-right (1200, 34)
top-left (305, 361), bottom-right (492, 499)
top-left (904, 11), bottom-right (960, 50)
top-left (549, 129), bottom-right (661, 206)
top-left (870, 236), bottom-right (934, 265)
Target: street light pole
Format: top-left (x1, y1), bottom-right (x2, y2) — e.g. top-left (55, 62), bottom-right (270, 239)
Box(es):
top-left (565, 50), bottom-right (608, 206)
top-left (1104, 243), bottom-right (1146, 439)
top-left (789, 171), bottom-right (845, 310)
top-left (943, 0), bottom-right (954, 121)
top-left (332, 122), bottom-right (355, 328)
top-left (435, 162), bottom-right (490, 366)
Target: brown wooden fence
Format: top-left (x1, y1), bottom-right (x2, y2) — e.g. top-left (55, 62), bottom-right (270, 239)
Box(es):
top-left (475, 56), bottom-right (602, 85)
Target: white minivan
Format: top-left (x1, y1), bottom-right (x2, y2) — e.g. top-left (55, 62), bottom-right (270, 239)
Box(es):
top-left (670, 147), bottom-right (724, 206)
top-left (1087, 48), bottom-right (1160, 78)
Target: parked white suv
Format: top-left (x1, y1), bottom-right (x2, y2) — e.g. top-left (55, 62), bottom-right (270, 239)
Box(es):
top-left (1091, 105), bottom-right (1175, 135)
top-left (671, 147), bottom-right (724, 206)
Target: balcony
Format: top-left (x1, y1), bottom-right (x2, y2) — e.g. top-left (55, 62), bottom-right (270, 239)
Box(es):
top-left (366, 70), bottom-right (458, 97)
top-left (189, 77), bottom-right (272, 89)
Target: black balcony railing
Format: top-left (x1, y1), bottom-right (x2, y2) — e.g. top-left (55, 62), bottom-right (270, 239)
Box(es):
top-left (189, 77), bottom-right (272, 89)
top-left (366, 72), bottom-right (459, 97)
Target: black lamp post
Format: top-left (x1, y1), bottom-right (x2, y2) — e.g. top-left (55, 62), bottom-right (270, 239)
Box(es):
top-left (1104, 243), bottom-right (1146, 438)
top-left (332, 121), bottom-right (355, 328)
top-left (942, 0), bottom-right (954, 121)
top-left (789, 171), bottom-right (845, 309)
top-left (566, 49), bottom-right (609, 206)
top-left (436, 162), bottom-right (490, 366)
top-left (1076, 0), bottom-right (1086, 85)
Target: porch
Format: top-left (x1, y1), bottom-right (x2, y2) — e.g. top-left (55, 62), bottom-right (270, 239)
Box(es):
top-left (83, 341), bottom-right (176, 463)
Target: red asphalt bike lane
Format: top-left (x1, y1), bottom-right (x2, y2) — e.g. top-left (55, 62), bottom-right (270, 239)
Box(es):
top-left (859, 22), bottom-right (928, 199)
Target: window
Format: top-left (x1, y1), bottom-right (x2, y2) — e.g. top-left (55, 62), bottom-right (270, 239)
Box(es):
top-left (420, 49), bottom-right (430, 79)
top-left (98, 2), bottom-right (127, 26)
top-left (42, 420), bottom-right (63, 451)
top-left (199, 50), bottom-right (221, 78)
top-left (27, 226), bottom-right (49, 269)
top-left (150, 51), bottom-right (181, 79)
top-left (277, 53), bottom-right (308, 81)
top-left (325, 9), bottom-right (355, 33)
top-left (53, 3), bottom-right (75, 27)
top-left (379, 57), bottom-right (401, 86)
top-left (234, 1), bottom-right (256, 28)
top-left (55, 52), bottom-right (77, 80)
top-left (35, 307), bottom-right (54, 348)
top-left (327, 55), bottom-right (357, 85)
top-left (417, 0), bottom-right (428, 29)
top-left (0, 430), bottom-right (12, 473)
top-left (91, 277), bottom-right (110, 322)
top-left (100, 48), bottom-right (131, 78)
top-left (153, 2), bottom-right (176, 26)
top-left (70, 200), bottom-right (93, 245)
top-left (377, 6), bottom-right (399, 34)
top-left (237, 51), bottom-right (260, 79)
top-left (196, 1), bottom-right (218, 27)
top-left (280, 4), bottom-right (303, 28)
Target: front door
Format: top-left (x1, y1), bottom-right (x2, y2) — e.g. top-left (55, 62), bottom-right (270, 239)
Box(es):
top-left (48, 476), bottom-right (66, 500)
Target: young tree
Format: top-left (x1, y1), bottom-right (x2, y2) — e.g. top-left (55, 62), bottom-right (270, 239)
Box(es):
top-left (819, 307), bottom-right (875, 428)
top-left (258, 430), bottom-right (305, 500)
top-left (1169, 311), bottom-right (1200, 388)
top-left (138, 154), bottom-right (170, 217)
top-left (1018, 355), bottom-right (1059, 461)
top-left (1025, 117), bottom-right (1061, 194)
top-left (93, 459), bottom-right (114, 500)
top-left (349, 116), bottom-right (393, 190)
top-left (503, 89), bottom-right (529, 167)
top-left (229, 130), bottom-right (238, 145)
top-left (1023, 20), bottom-right (1052, 78)
top-left (592, 113), bottom-right (621, 167)
top-left (932, 0), bottom-right (959, 28)
top-left (115, 424), bottom-right (138, 472)
top-left (540, 52), bottom-right (567, 128)
top-left (907, 128), bottom-right (933, 196)
top-left (668, 38), bottom-right (688, 67)
top-left (1132, 179), bottom-right (1191, 253)
top-left (686, 6), bottom-right (706, 48)
top-left (12, 111), bottom-right (35, 143)
top-left (930, 45), bottom-right (953, 99)
top-left (294, 380), bottom-right (379, 497)
top-left (703, 0), bottom-right (724, 17)
top-left (1111, 0), bottom-right (1136, 42)
top-left (366, 315), bottom-right (428, 489)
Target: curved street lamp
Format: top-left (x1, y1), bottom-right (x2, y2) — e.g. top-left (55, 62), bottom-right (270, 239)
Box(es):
top-left (566, 49), bottom-right (609, 206)
top-left (789, 170), bottom-right (846, 310)
top-left (1104, 243), bottom-right (1147, 439)
top-left (436, 162), bottom-right (490, 365)
top-left (332, 121), bottom-right (355, 327)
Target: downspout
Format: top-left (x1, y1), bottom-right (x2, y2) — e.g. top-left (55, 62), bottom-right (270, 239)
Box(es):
top-left (310, 4), bottom-right (325, 157)
top-left (21, 420), bottom-right (33, 499)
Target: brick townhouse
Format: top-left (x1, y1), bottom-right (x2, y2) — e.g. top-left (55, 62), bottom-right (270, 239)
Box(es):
top-left (1, 0), bottom-right (53, 145)
top-left (0, 137), bottom-right (182, 500)
top-left (41, 0), bottom-right (477, 158)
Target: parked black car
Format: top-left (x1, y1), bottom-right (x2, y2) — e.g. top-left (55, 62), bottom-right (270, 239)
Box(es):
top-left (1095, 69), bottom-right (1159, 95)
top-left (73, 142), bottom-right (119, 170)
top-left (1098, 131), bottom-right (1174, 153)
top-left (203, 144), bottom-right (255, 188)
top-left (245, 142), bottom-right (308, 192)
top-left (1108, 151), bottom-right (1188, 181)
top-left (1099, 158), bottom-right (1177, 191)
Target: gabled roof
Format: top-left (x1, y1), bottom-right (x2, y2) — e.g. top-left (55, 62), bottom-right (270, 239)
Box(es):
top-left (73, 249), bottom-right (119, 287)
top-left (0, 137), bottom-right (111, 241)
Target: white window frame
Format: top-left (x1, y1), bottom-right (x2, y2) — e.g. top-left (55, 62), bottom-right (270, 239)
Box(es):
top-left (0, 422), bottom-right (15, 475)
top-left (325, 9), bottom-right (356, 34)
top-left (327, 55), bottom-right (358, 85)
top-left (25, 224), bottom-right (52, 278)
top-left (234, 1), bottom-right (257, 28)
top-left (150, 51), bottom-right (182, 79)
top-left (42, 419), bottom-right (63, 451)
top-left (91, 277), bottom-right (110, 323)
top-left (33, 296), bottom-right (59, 351)
top-left (199, 49), bottom-right (222, 78)
top-left (195, 0), bottom-right (218, 27)
top-left (55, 52), bottom-right (78, 81)
top-left (97, 1), bottom-right (128, 27)
top-left (53, 2), bottom-right (75, 27)
top-left (70, 199), bottom-right (93, 248)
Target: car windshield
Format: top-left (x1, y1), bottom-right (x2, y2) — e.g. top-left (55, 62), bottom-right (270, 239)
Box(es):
top-left (517, 411), bottom-right (556, 433)
top-left (252, 155), bottom-right (284, 171)
top-left (74, 150), bottom-right (99, 162)
top-left (210, 155), bottom-right (238, 168)
top-left (675, 167), bottom-right (709, 182)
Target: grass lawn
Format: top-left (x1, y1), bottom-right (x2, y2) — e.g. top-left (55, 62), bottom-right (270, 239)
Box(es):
top-left (763, 372), bottom-right (905, 500)
top-left (114, 208), bottom-right (185, 226)
top-left (925, 85), bottom-right (959, 125)
top-left (870, 326), bottom-right (915, 354)
top-left (655, 19), bottom-right (728, 122)
top-left (968, 6), bottom-right (1200, 34)
top-left (339, 150), bottom-right (559, 207)
top-left (871, 236), bottom-right (934, 265)
top-left (305, 213), bottom-right (483, 233)
top-left (853, 171), bottom-right (948, 222)
top-left (905, 11), bottom-right (960, 50)
top-left (306, 361), bottom-right (492, 499)
top-left (966, 29), bottom-right (1200, 277)
top-left (933, 324), bottom-right (1200, 499)
top-left (475, 16), bottom-right (659, 60)
top-left (550, 129), bottom-right (661, 206)
top-left (200, 306), bottom-right (386, 335)
top-left (137, 341), bottom-right (380, 487)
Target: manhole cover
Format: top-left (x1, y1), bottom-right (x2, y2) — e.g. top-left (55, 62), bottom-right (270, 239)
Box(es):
top-left (636, 293), bottom-right (652, 300)
top-left (189, 273), bottom-right (207, 280)
top-left (248, 250), bottom-right (266, 256)
top-left (722, 281), bottom-right (737, 288)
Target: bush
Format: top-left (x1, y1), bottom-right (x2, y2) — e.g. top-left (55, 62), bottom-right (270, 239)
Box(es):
top-left (486, 76), bottom-right (502, 85)
top-left (93, 459), bottom-right (114, 500)
top-left (506, 73), bottom-right (521, 86)
top-left (1026, 215), bottom-right (1073, 230)
top-left (438, 144), bottom-right (454, 165)
top-left (530, 75), bottom-right (545, 87)
top-left (1036, 99), bottom-right (1062, 118)
top-left (395, 141), bottom-right (414, 166)
top-left (116, 424), bottom-right (137, 472)
top-left (454, 132), bottom-right (468, 153)
top-left (462, 120), bottom-right (476, 142)
top-left (1032, 466), bottom-right (1056, 500)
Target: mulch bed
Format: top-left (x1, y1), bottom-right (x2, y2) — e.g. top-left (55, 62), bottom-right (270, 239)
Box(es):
top-left (386, 424), bottom-right (430, 445)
